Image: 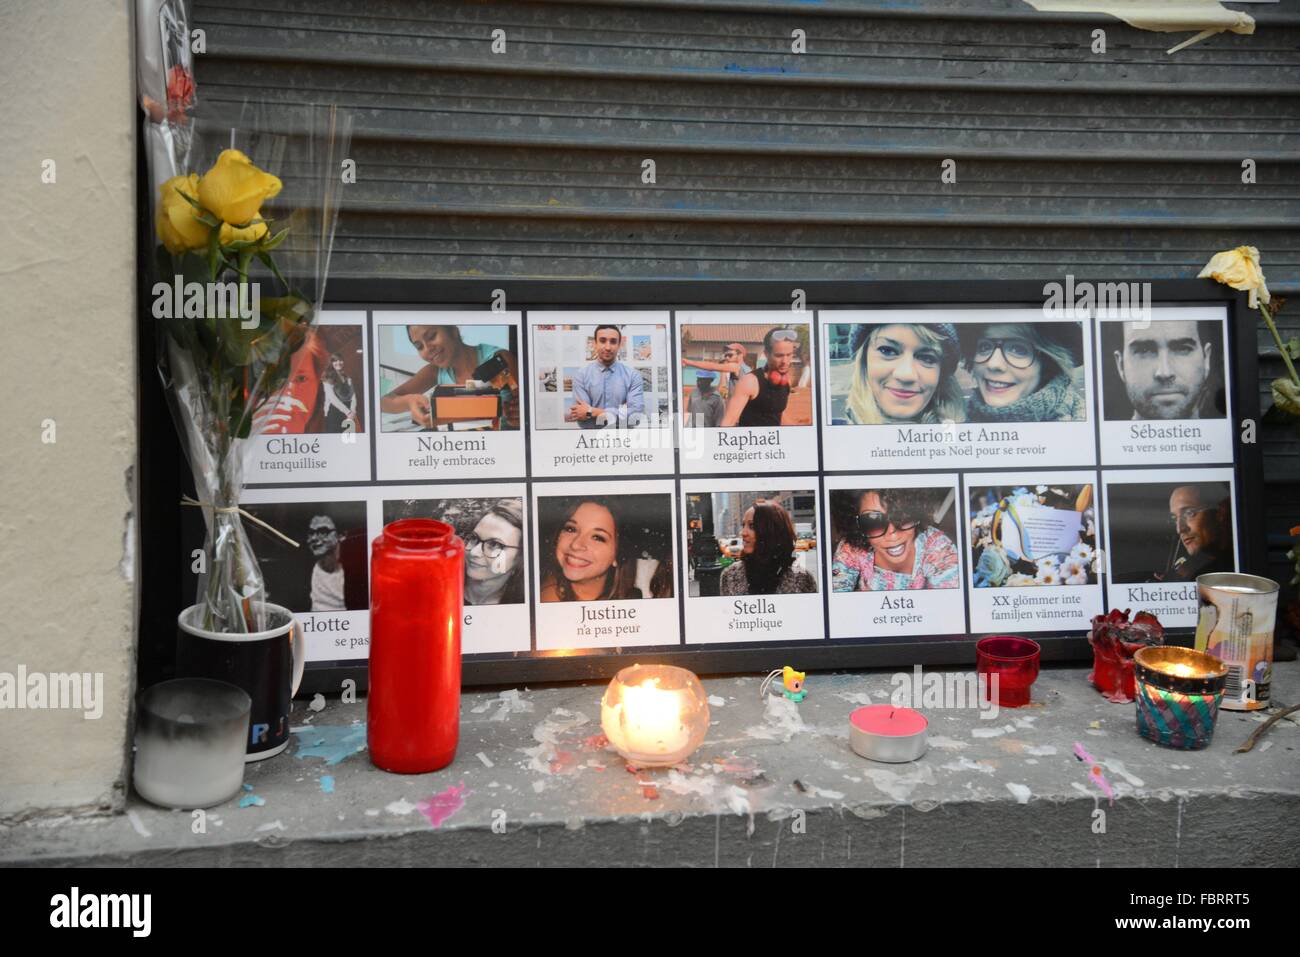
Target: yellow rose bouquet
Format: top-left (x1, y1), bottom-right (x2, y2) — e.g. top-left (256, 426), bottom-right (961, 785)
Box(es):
top-left (145, 100), bottom-right (351, 634)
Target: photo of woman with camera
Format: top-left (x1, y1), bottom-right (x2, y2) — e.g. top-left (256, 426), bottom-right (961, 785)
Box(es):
top-left (380, 324), bottom-right (520, 430)
top-left (539, 495), bottom-right (674, 602)
top-left (840, 323), bottom-right (966, 425)
top-left (718, 499), bottom-right (817, 596)
top-left (959, 323), bottom-right (1086, 423)
top-left (830, 487), bottom-right (960, 591)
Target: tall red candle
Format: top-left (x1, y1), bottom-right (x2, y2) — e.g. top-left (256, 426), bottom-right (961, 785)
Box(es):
top-left (368, 519), bottom-right (463, 773)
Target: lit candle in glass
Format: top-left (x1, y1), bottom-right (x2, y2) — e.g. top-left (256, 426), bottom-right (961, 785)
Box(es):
top-left (1134, 647), bottom-right (1228, 751)
top-left (600, 664), bottom-right (710, 767)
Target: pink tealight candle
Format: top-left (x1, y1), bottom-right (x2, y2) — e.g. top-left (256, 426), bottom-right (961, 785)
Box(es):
top-left (849, 705), bottom-right (928, 763)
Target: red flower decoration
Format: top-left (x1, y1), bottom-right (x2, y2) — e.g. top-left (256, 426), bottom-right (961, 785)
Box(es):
top-left (165, 65), bottom-right (195, 122)
top-left (1087, 609), bottom-right (1164, 703)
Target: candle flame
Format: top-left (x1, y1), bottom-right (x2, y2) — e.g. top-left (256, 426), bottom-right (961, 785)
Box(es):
top-left (602, 675), bottom-right (690, 757)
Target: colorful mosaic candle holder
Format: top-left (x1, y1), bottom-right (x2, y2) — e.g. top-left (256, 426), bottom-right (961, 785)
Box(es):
top-left (1134, 646), bottom-right (1229, 750)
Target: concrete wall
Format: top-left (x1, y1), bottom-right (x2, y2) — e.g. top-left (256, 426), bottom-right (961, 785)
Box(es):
top-left (0, 0), bottom-right (137, 816)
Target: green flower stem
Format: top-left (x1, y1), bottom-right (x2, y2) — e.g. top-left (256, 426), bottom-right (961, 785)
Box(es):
top-left (183, 234), bottom-right (291, 634)
top-left (1260, 301), bottom-right (1300, 387)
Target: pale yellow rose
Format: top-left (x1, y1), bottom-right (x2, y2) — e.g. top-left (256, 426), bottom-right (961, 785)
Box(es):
top-left (156, 173), bottom-right (210, 253)
top-left (1198, 245), bottom-right (1270, 308)
top-left (219, 218), bottom-right (269, 245)
top-left (198, 149), bottom-right (282, 226)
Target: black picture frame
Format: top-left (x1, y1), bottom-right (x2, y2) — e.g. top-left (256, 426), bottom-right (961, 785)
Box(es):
top-left (148, 279), bottom-right (1261, 693)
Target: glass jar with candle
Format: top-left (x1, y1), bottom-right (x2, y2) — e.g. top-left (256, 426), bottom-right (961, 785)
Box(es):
top-left (975, 635), bottom-right (1041, 708)
top-left (601, 664), bottom-right (710, 767)
top-left (368, 519), bottom-right (464, 773)
top-left (133, 678), bottom-right (251, 809)
top-left (1134, 646), bottom-right (1228, 750)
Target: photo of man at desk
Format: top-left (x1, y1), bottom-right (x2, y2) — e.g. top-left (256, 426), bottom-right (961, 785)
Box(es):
top-left (565, 324), bottom-right (646, 429)
top-left (378, 323), bottom-right (520, 432)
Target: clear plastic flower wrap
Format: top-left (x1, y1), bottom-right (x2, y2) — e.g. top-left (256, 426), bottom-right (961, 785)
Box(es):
top-left (138, 2), bottom-right (352, 632)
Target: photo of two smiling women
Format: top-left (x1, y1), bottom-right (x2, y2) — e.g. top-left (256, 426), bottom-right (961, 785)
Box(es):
top-left (826, 320), bottom-right (1088, 426)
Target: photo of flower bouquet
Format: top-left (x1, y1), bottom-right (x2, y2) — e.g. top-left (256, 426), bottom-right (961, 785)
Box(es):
top-left (969, 483), bottom-right (1097, 588)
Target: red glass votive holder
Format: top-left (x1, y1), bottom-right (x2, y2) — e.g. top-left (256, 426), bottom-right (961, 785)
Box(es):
top-left (368, 519), bottom-right (464, 774)
top-left (976, 636), bottom-right (1042, 708)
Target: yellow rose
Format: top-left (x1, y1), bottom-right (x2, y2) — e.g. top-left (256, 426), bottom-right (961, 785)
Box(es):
top-left (156, 173), bottom-right (210, 253)
top-left (219, 218), bottom-right (268, 245)
top-left (198, 149), bottom-right (282, 226)
top-left (1198, 245), bottom-right (1270, 308)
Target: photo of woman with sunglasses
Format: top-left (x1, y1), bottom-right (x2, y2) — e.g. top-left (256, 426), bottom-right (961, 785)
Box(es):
top-left (838, 323), bottom-right (966, 425)
top-left (958, 323), bottom-right (1086, 423)
top-left (538, 494), bottom-right (674, 602)
top-left (829, 487), bottom-right (960, 591)
top-left (719, 498), bottom-right (817, 596)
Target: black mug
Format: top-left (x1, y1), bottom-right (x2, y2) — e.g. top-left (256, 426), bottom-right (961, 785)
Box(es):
top-left (176, 602), bottom-right (306, 761)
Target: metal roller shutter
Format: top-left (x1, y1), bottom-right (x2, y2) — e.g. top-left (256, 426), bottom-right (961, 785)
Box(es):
top-left (189, 0), bottom-right (1300, 578)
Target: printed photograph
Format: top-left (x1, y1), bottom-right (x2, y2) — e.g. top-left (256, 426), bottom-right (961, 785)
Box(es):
top-left (383, 497), bottom-right (526, 605)
top-left (680, 323), bottom-right (813, 428)
top-left (240, 500), bottom-right (369, 612)
top-left (826, 320), bottom-right (1087, 425)
top-left (251, 325), bottom-right (366, 435)
top-left (685, 490), bottom-right (818, 598)
top-left (531, 323), bottom-right (669, 430)
top-left (968, 483), bottom-right (1098, 587)
top-left (828, 487), bottom-right (960, 592)
top-left (377, 323), bottom-right (520, 433)
top-left (537, 493), bottom-right (675, 602)
top-left (1100, 319), bottom-right (1227, 420)
top-left (1107, 480), bottom-right (1234, 584)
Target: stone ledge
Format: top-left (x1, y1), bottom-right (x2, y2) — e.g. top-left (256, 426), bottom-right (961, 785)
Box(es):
top-left (4, 662), bottom-right (1299, 867)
